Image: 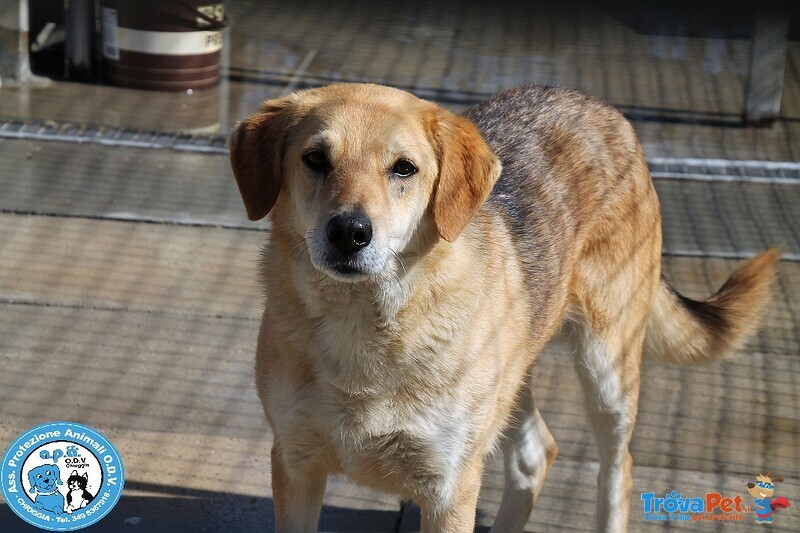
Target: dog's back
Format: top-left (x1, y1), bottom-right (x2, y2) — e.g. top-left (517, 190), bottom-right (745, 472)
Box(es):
top-left (470, 85), bottom-right (777, 367)
top-left (468, 85), bottom-right (659, 339)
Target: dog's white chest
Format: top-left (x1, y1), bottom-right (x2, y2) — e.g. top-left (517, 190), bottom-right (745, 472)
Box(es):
top-left (264, 265), bottom-right (492, 502)
top-left (329, 393), bottom-right (470, 503)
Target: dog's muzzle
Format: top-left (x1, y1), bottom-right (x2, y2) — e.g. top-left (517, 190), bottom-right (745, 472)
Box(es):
top-left (310, 210), bottom-right (387, 279)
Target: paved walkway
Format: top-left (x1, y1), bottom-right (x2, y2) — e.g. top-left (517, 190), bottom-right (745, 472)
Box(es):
top-left (0, 138), bottom-right (797, 531)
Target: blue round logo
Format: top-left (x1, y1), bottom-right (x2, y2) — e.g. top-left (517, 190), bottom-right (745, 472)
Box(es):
top-left (1, 422), bottom-right (124, 531)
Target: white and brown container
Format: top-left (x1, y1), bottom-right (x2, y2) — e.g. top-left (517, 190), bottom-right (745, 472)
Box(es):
top-left (101, 1), bottom-right (226, 91)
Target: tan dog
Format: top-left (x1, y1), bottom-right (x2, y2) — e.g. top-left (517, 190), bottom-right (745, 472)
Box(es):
top-left (230, 83), bottom-right (779, 532)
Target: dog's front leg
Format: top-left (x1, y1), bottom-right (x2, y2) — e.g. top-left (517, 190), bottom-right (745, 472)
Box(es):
top-left (271, 443), bottom-right (327, 533)
top-left (418, 457), bottom-right (483, 533)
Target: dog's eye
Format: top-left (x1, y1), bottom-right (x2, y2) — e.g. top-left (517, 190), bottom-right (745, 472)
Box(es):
top-left (37, 474), bottom-right (42, 479)
top-left (392, 159), bottom-right (417, 177)
top-left (302, 150), bottom-right (330, 174)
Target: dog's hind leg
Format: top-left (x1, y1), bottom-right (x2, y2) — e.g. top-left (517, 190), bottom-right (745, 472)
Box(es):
top-left (490, 375), bottom-right (558, 533)
top-left (570, 250), bottom-right (657, 532)
top-left (572, 324), bottom-right (643, 533)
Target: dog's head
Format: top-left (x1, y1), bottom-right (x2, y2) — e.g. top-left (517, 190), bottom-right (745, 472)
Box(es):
top-left (747, 472), bottom-right (782, 499)
top-left (28, 464), bottom-right (62, 494)
top-left (230, 83), bottom-right (501, 283)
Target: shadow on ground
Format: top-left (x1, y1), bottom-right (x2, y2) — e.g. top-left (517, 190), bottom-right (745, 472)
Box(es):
top-left (0, 481), bottom-right (408, 533)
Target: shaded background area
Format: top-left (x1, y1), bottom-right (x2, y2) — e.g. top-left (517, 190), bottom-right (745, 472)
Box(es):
top-left (0, 0), bottom-right (799, 531)
top-left (1, 0), bottom-right (800, 158)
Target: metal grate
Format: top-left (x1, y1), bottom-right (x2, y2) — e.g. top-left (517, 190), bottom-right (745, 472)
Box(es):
top-left (648, 156), bottom-right (800, 184)
top-left (4, 118), bottom-right (800, 183)
top-left (0, 118), bottom-right (229, 154)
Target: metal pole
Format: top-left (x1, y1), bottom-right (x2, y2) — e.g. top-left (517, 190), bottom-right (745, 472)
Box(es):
top-left (743, 5), bottom-right (790, 125)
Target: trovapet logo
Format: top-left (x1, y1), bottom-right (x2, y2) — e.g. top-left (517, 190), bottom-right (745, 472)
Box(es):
top-left (641, 490), bottom-right (749, 523)
top-left (1, 422), bottom-right (124, 531)
top-left (642, 474), bottom-right (792, 525)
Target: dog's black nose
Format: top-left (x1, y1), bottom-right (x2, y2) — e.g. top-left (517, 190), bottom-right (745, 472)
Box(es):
top-left (326, 212), bottom-right (372, 254)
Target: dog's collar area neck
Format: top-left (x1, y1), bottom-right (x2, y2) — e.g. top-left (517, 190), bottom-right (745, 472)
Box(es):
top-left (34, 487), bottom-right (60, 496)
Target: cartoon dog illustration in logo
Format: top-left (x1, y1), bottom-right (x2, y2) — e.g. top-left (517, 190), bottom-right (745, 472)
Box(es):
top-left (27, 464), bottom-right (65, 515)
top-left (747, 472), bottom-right (791, 523)
top-left (65, 470), bottom-right (95, 513)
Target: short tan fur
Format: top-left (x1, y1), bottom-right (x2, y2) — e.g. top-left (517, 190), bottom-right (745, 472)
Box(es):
top-left (230, 83), bottom-right (779, 532)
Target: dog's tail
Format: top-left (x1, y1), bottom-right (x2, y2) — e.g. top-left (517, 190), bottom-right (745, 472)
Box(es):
top-left (644, 248), bottom-right (781, 365)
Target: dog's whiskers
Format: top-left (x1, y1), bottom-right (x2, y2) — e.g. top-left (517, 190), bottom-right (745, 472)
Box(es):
top-left (389, 247), bottom-right (408, 276)
top-left (290, 240), bottom-right (309, 259)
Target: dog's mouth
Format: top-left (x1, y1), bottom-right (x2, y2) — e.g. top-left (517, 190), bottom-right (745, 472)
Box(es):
top-left (760, 491), bottom-right (767, 497)
top-left (308, 234), bottom-right (388, 282)
top-left (327, 262), bottom-right (371, 282)
top-left (333, 263), bottom-right (363, 275)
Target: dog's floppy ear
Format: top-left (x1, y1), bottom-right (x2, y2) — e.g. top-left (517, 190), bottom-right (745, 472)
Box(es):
top-left (429, 108), bottom-right (501, 242)
top-left (229, 97), bottom-right (297, 221)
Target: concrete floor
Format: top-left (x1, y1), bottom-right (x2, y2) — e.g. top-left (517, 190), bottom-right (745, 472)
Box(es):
top-left (1, 1), bottom-right (799, 531)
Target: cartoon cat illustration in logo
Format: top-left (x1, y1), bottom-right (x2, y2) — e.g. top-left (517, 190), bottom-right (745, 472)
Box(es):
top-left (65, 470), bottom-right (95, 513)
top-left (27, 464), bottom-right (65, 515)
top-left (747, 472), bottom-right (791, 524)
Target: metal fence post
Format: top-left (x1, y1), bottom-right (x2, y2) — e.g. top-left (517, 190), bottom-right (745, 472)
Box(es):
top-left (743, 5), bottom-right (790, 125)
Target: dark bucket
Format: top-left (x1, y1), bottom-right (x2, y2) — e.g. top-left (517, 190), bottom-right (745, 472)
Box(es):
top-left (101, 0), bottom-right (227, 91)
